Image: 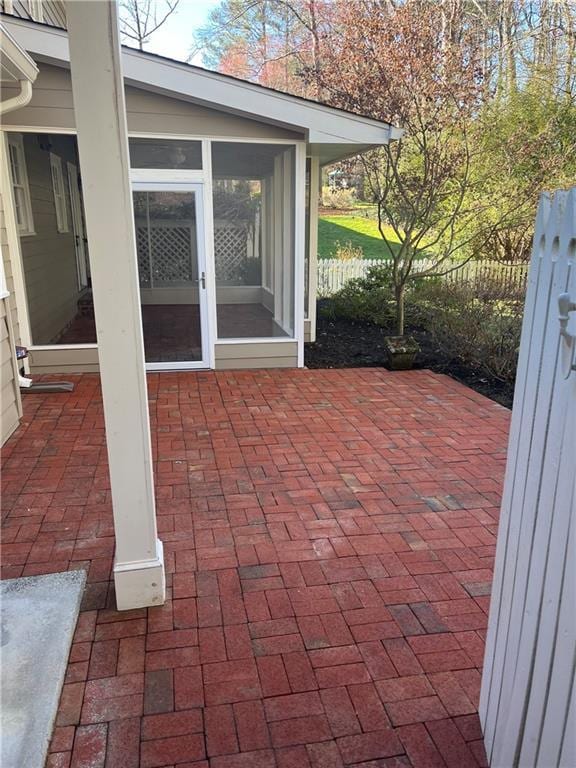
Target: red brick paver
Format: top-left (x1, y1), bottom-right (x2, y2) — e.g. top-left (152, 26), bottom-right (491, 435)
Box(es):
top-left (1, 368), bottom-right (508, 768)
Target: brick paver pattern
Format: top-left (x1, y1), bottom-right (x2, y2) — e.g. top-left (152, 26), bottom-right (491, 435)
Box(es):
top-left (1, 368), bottom-right (510, 768)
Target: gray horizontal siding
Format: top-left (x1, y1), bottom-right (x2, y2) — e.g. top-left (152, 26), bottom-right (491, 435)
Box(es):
top-left (215, 341), bottom-right (298, 370)
top-left (0, 1), bottom-right (65, 26)
top-left (0, 304), bottom-right (20, 444)
top-left (2, 63), bottom-right (303, 140)
top-left (27, 345), bottom-right (99, 373)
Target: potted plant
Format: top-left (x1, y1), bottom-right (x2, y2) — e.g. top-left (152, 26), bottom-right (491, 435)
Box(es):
top-left (384, 334), bottom-right (419, 370)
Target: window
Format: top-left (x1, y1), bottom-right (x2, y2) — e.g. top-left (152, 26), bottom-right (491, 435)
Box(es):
top-left (7, 134), bottom-right (34, 236)
top-left (129, 138), bottom-right (202, 170)
top-left (50, 154), bottom-right (69, 233)
top-left (27, 0), bottom-right (43, 21)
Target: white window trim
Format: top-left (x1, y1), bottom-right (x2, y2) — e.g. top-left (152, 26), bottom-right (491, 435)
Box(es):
top-left (50, 153), bottom-right (69, 233)
top-left (7, 134), bottom-right (35, 237)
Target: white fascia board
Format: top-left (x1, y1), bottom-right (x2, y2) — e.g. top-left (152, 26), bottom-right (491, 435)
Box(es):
top-left (0, 22), bottom-right (39, 83)
top-left (121, 50), bottom-right (394, 145)
top-left (3, 16), bottom-right (399, 147)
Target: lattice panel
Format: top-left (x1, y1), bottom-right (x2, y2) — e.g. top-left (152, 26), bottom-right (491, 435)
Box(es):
top-left (136, 227), bottom-right (151, 285)
top-left (215, 225), bottom-right (248, 281)
top-left (136, 224), bottom-right (195, 286)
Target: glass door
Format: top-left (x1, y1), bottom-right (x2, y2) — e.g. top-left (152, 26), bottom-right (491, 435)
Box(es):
top-left (132, 182), bottom-right (209, 370)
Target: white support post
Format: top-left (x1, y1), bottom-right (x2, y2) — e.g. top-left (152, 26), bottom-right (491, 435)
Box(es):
top-left (282, 149), bottom-right (293, 334)
top-left (307, 156), bottom-right (320, 343)
top-left (66, 0), bottom-right (165, 610)
top-left (273, 155), bottom-right (283, 327)
top-left (294, 144), bottom-right (306, 366)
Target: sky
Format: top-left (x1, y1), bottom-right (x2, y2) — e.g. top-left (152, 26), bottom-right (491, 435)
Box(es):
top-left (138, 0), bottom-right (220, 66)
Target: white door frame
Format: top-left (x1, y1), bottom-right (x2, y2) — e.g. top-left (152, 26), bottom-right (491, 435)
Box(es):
top-left (131, 178), bottom-right (211, 371)
top-left (67, 161), bottom-right (89, 289)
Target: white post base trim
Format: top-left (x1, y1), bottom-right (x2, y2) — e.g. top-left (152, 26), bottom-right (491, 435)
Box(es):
top-left (113, 539), bottom-right (166, 610)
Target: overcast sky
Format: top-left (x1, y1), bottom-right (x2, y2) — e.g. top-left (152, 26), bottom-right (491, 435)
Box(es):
top-left (138, 0), bottom-right (220, 65)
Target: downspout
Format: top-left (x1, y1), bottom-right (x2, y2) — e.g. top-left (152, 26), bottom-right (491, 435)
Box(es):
top-left (0, 77), bottom-right (34, 387)
top-left (0, 78), bottom-right (33, 115)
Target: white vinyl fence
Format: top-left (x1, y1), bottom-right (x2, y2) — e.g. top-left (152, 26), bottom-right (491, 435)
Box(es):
top-left (480, 189), bottom-right (575, 767)
top-left (317, 257), bottom-right (528, 297)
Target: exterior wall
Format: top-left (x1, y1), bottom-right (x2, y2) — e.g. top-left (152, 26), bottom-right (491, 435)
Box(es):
top-left (0, 189), bottom-right (23, 445)
top-left (215, 342), bottom-right (298, 370)
top-left (26, 343), bottom-right (298, 373)
top-left (0, 191), bottom-right (21, 346)
top-left (2, 63), bottom-right (303, 140)
top-left (0, 296), bottom-right (20, 443)
top-left (0, 0), bottom-right (66, 26)
top-left (17, 133), bottom-right (82, 344)
top-left (27, 344), bottom-right (98, 374)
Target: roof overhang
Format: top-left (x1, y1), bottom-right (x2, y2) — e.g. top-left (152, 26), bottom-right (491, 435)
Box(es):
top-left (0, 22), bottom-right (38, 84)
top-left (0, 22), bottom-right (38, 114)
top-left (2, 15), bottom-right (403, 164)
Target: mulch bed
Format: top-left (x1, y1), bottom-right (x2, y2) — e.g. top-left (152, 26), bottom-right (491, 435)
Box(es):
top-left (305, 312), bottom-right (515, 409)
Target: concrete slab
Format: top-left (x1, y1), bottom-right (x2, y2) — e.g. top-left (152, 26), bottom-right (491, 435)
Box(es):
top-left (1, 570), bottom-right (86, 768)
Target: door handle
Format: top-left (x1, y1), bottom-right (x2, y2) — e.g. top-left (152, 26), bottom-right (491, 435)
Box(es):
top-left (200, 272), bottom-right (206, 289)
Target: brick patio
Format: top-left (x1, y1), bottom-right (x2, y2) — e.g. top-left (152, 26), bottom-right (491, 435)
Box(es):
top-left (1, 368), bottom-right (510, 768)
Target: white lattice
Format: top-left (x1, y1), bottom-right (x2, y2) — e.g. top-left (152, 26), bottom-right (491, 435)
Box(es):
top-left (214, 224), bottom-right (248, 281)
top-left (136, 221), bottom-right (195, 286)
top-left (136, 219), bottom-right (256, 286)
top-left (136, 227), bottom-right (151, 285)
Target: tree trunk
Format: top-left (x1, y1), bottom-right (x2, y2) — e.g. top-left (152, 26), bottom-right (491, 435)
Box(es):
top-left (395, 285), bottom-right (405, 336)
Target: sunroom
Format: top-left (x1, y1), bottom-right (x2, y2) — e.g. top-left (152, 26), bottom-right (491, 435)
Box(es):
top-left (1, 16), bottom-right (400, 373)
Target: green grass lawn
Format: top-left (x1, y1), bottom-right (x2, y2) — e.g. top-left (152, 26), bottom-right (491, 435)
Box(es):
top-left (318, 214), bottom-right (402, 260)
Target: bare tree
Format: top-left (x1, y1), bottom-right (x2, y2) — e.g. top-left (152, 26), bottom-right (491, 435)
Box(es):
top-left (119, 0), bottom-right (180, 51)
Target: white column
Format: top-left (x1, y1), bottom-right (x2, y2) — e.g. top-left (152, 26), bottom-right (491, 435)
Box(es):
top-left (307, 156), bottom-right (320, 343)
top-left (66, 0), bottom-right (165, 610)
top-left (273, 155), bottom-right (283, 326)
top-left (281, 149), bottom-right (293, 333)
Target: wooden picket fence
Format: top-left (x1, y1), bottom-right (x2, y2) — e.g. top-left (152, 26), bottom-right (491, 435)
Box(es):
top-left (317, 257), bottom-right (528, 298)
top-left (480, 188), bottom-right (575, 766)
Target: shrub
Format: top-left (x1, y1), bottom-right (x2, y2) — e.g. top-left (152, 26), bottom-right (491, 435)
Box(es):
top-left (323, 271), bottom-right (522, 383)
top-left (321, 185), bottom-right (356, 209)
top-left (321, 263), bottom-right (396, 325)
top-left (330, 240), bottom-right (364, 261)
top-left (413, 281), bottom-right (522, 382)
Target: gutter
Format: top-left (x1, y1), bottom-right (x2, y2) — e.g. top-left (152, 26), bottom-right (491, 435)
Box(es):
top-left (0, 77), bottom-right (33, 114)
top-left (0, 22), bottom-right (38, 114)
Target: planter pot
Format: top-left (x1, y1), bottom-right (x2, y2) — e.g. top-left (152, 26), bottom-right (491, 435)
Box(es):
top-left (384, 335), bottom-right (419, 370)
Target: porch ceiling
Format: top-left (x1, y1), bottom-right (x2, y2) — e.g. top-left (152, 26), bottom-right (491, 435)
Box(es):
top-left (1, 367), bottom-right (509, 767)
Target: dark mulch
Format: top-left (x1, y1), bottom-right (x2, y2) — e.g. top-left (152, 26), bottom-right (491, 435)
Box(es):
top-left (305, 313), bottom-right (515, 409)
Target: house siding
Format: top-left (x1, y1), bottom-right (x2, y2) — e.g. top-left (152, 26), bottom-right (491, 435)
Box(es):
top-left (27, 345), bottom-right (98, 373)
top-left (1, 63), bottom-right (304, 140)
top-left (25, 344), bottom-right (299, 374)
top-left (0, 0), bottom-right (66, 27)
top-left (17, 133), bottom-right (82, 345)
top-left (215, 341), bottom-right (298, 370)
top-left (0, 196), bottom-right (21, 346)
top-left (0, 189), bottom-right (22, 445)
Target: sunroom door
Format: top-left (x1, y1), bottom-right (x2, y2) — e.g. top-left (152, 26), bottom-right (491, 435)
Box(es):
top-left (132, 182), bottom-right (209, 370)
